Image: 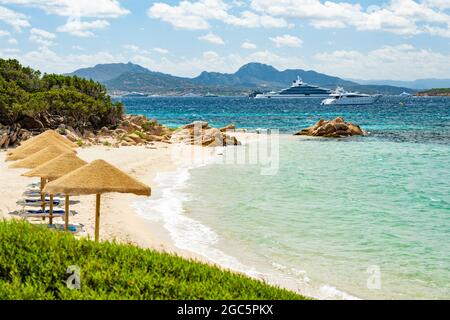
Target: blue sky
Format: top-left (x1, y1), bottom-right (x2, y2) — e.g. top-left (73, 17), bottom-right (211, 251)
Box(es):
top-left (0, 0), bottom-right (450, 80)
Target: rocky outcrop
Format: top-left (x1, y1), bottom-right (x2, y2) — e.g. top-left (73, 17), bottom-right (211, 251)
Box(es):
top-left (0, 124), bottom-right (32, 149)
top-left (60, 115), bottom-right (173, 148)
top-left (171, 121), bottom-right (241, 147)
top-left (295, 117), bottom-right (366, 137)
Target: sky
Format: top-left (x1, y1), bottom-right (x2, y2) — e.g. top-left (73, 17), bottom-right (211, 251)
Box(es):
top-left (0, 0), bottom-right (450, 80)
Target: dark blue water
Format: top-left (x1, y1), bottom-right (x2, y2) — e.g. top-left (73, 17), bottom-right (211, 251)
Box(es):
top-left (118, 96), bottom-right (450, 144)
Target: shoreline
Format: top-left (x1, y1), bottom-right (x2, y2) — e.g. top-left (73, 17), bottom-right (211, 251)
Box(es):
top-left (0, 133), bottom-right (357, 300)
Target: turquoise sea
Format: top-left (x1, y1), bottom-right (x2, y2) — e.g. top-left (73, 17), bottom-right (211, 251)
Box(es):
top-left (120, 96), bottom-right (450, 299)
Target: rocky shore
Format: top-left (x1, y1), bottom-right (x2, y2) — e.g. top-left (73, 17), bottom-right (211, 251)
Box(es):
top-left (295, 117), bottom-right (366, 138)
top-left (1, 116), bottom-right (241, 149)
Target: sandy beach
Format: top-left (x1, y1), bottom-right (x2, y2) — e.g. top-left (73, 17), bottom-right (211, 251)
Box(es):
top-left (0, 141), bottom-right (218, 262)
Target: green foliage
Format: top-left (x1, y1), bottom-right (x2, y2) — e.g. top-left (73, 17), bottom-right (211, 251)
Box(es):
top-left (141, 120), bottom-right (157, 131)
top-left (419, 88), bottom-right (450, 95)
top-left (0, 220), bottom-right (306, 300)
top-left (0, 59), bottom-right (123, 130)
top-left (75, 139), bottom-right (84, 147)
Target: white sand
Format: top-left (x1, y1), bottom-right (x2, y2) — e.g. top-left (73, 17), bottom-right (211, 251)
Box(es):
top-left (0, 142), bottom-right (215, 261)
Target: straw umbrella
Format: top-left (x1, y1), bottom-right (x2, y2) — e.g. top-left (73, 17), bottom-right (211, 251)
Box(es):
top-left (8, 129), bottom-right (77, 155)
top-left (10, 144), bottom-right (77, 217)
top-left (44, 160), bottom-right (151, 241)
top-left (6, 137), bottom-right (75, 161)
top-left (22, 153), bottom-right (87, 229)
top-left (9, 145), bottom-right (76, 169)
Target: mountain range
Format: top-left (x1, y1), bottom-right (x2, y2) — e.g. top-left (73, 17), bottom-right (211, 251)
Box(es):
top-left (67, 62), bottom-right (420, 96)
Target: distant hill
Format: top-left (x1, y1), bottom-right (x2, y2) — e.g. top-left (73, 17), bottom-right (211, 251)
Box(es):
top-left (68, 62), bottom-right (417, 95)
top-left (416, 88), bottom-right (450, 96)
top-left (193, 62), bottom-right (357, 89)
top-left (67, 62), bottom-right (151, 83)
top-left (351, 78), bottom-right (450, 90)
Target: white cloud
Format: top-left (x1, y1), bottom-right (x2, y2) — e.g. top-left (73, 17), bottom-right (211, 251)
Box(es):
top-left (1, 46), bottom-right (121, 74)
top-left (0, 47), bottom-right (20, 54)
top-left (29, 28), bottom-right (56, 46)
top-left (57, 18), bottom-right (109, 37)
top-left (134, 49), bottom-right (306, 77)
top-left (8, 38), bottom-right (18, 44)
top-left (241, 41), bottom-right (256, 49)
top-left (154, 47), bottom-right (169, 54)
top-left (227, 10), bottom-right (291, 28)
top-left (251, 0), bottom-right (450, 38)
top-left (72, 45), bottom-right (84, 50)
top-left (148, 0), bottom-right (289, 30)
top-left (424, 0), bottom-right (450, 9)
top-left (270, 34), bottom-right (302, 47)
top-left (0, 29), bottom-right (9, 36)
top-left (124, 44), bottom-right (140, 52)
top-left (0, 5), bottom-right (30, 31)
top-left (313, 44), bottom-right (450, 80)
top-left (1, 0), bottom-right (127, 37)
top-left (198, 32), bottom-right (225, 44)
top-left (0, 0), bottom-right (129, 18)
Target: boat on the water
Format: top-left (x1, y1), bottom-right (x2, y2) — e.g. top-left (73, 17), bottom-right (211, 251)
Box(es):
top-left (203, 92), bottom-right (219, 98)
top-left (321, 87), bottom-right (381, 105)
top-left (254, 77), bottom-right (332, 99)
top-left (123, 92), bottom-right (148, 98)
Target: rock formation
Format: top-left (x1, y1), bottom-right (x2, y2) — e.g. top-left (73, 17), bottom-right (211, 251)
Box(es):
top-left (0, 124), bottom-right (32, 149)
top-left (295, 117), bottom-right (366, 137)
top-left (171, 121), bottom-right (240, 147)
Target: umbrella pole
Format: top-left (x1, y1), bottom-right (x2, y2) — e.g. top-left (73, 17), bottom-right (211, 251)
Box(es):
top-left (94, 194), bottom-right (101, 242)
top-left (40, 178), bottom-right (46, 221)
top-left (49, 194), bottom-right (54, 225)
top-left (65, 195), bottom-right (69, 231)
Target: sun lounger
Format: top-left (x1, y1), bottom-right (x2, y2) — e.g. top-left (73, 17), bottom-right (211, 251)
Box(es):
top-left (23, 190), bottom-right (62, 197)
top-left (48, 223), bottom-right (84, 234)
top-left (16, 199), bottom-right (62, 207)
top-left (8, 209), bottom-right (77, 218)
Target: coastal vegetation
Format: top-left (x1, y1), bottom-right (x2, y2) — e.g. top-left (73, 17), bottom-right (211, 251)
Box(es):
top-left (0, 58), bottom-right (123, 131)
top-left (0, 220), bottom-right (305, 300)
top-left (416, 88), bottom-right (450, 96)
top-left (0, 59), bottom-right (173, 149)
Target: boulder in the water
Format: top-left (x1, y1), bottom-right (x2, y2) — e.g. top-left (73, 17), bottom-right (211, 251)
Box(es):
top-left (295, 117), bottom-right (366, 137)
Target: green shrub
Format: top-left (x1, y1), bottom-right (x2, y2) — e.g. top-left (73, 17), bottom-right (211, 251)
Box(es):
top-left (0, 220), bottom-right (307, 300)
top-left (75, 139), bottom-right (84, 147)
top-left (141, 120), bottom-right (157, 131)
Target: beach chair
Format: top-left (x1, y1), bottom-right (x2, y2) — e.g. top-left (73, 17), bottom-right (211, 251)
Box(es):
top-left (16, 198), bottom-right (62, 207)
top-left (48, 223), bottom-right (84, 234)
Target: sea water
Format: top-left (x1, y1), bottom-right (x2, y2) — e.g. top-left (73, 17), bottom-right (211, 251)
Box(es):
top-left (120, 96), bottom-right (450, 299)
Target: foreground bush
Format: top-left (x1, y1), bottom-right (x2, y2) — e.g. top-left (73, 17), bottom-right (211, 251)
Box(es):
top-left (0, 220), bottom-right (305, 300)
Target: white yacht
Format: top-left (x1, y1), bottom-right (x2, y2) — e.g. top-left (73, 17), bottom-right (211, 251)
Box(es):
top-left (321, 87), bottom-right (381, 105)
top-left (254, 77), bottom-right (332, 99)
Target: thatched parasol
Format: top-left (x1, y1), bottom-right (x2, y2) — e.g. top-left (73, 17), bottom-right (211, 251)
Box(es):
top-left (10, 145), bottom-right (76, 216)
top-left (6, 136), bottom-right (76, 161)
top-left (10, 129), bottom-right (77, 152)
top-left (22, 153), bottom-right (87, 229)
top-left (44, 160), bottom-right (151, 241)
top-left (9, 145), bottom-right (76, 169)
